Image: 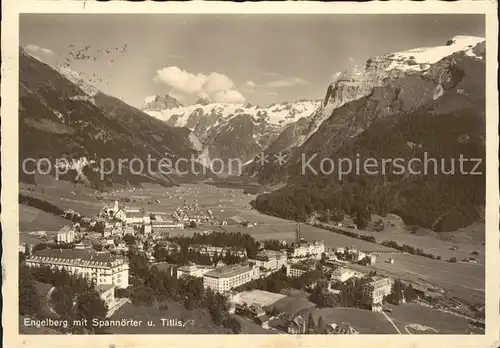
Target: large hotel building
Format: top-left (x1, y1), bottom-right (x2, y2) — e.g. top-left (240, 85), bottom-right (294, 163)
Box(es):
top-left (362, 276), bottom-right (394, 311)
top-left (248, 249), bottom-right (287, 271)
top-left (25, 249), bottom-right (129, 289)
top-left (203, 263), bottom-right (260, 293)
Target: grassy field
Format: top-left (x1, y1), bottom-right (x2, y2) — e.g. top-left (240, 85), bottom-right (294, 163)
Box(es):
top-left (385, 303), bottom-right (473, 334)
top-left (110, 301), bottom-right (230, 334)
top-left (348, 253), bottom-right (484, 305)
top-left (326, 221), bottom-right (485, 264)
top-left (307, 307), bottom-right (399, 334)
top-left (20, 181), bottom-right (106, 218)
top-left (304, 304), bottom-right (474, 334)
top-left (19, 204), bottom-right (69, 232)
top-left (270, 296), bottom-right (316, 315)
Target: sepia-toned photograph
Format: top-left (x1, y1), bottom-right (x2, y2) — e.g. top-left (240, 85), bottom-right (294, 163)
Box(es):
top-left (2, 1), bottom-right (499, 348)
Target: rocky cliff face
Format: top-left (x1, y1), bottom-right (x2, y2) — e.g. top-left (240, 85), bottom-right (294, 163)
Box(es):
top-left (252, 36), bottom-right (486, 232)
top-left (251, 36), bottom-right (485, 183)
top-left (143, 94), bottom-right (183, 110)
top-left (298, 35), bottom-right (485, 147)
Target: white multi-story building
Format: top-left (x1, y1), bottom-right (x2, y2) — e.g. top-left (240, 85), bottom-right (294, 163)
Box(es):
top-left (25, 249), bottom-right (129, 289)
top-left (106, 201), bottom-right (127, 222)
top-left (289, 241), bottom-right (325, 259)
top-left (203, 263), bottom-right (260, 293)
top-left (286, 259), bottom-right (318, 277)
top-left (330, 267), bottom-right (356, 283)
top-left (248, 250), bottom-right (287, 271)
top-left (362, 276), bottom-right (394, 311)
top-left (368, 254), bottom-right (377, 265)
top-left (189, 245), bottom-right (247, 258)
top-left (125, 210), bottom-right (146, 225)
top-left (347, 249), bottom-right (366, 262)
top-left (177, 264), bottom-right (215, 279)
top-left (152, 221), bottom-right (185, 233)
top-left (103, 226), bottom-right (113, 238)
top-left (57, 226), bottom-right (76, 244)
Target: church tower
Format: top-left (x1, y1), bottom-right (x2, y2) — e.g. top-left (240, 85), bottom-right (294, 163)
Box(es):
top-left (296, 223), bottom-right (301, 243)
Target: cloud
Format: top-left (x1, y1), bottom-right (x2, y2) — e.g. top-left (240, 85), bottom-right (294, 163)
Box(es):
top-left (267, 91), bottom-right (279, 97)
top-left (348, 57), bottom-right (354, 62)
top-left (154, 66), bottom-right (245, 103)
top-left (154, 66), bottom-right (206, 95)
top-left (245, 80), bottom-right (256, 88)
top-left (265, 76), bottom-right (310, 88)
top-left (213, 90), bottom-right (245, 103)
top-left (23, 44), bottom-right (54, 57)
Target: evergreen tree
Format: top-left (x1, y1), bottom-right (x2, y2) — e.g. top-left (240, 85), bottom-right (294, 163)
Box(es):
top-left (404, 284), bottom-right (418, 303)
top-left (19, 264), bottom-right (42, 316)
top-left (307, 312), bottom-right (316, 333)
top-left (392, 279), bottom-right (404, 304)
top-left (317, 316), bottom-right (326, 334)
top-left (75, 290), bottom-right (108, 333)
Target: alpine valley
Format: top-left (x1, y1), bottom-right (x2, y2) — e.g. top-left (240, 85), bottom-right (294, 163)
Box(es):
top-left (17, 14), bottom-right (490, 336)
top-left (19, 48), bottom-right (206, 189)
top-left (19, 35), bottom-right (486, 233)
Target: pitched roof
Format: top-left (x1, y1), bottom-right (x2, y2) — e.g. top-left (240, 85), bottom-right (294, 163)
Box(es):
top-left (255, 314), bottom-right (270, 325)
top-left (96, 284), bottom-right (115, 293)
top-left (30, 249), bottom-right (125, 267)
top-left (204, 263), bottom-right (252, 279)
top-left (293, 315), bottom-right (305, 326)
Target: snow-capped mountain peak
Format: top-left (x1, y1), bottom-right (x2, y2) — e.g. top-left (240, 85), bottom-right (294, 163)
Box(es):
top-left (143, 99), bottom-right (320, 129)
top-left (383, 35), bottom-right (485, 73)
top-left (196, 96), bottom-right (211, 106)
top-left (142, 98), bottom-right (321, 166)
top-left (143, 94), bottom-right (183, 110)
top-left (297, 36), bottom-right (486, 147)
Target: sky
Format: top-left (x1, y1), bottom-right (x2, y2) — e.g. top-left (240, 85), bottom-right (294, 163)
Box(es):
top-left (20, 14), bottom-right (485, 109)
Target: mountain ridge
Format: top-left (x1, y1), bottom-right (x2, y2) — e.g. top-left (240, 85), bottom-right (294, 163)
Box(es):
top-left (246, 35), bottom-right (485, 180)
top-left (19, 48), bottom-right (206, 190)
top-left (142, 97), bottom-right (321, 167)
top-left (251, 36), bottom-right (486, 232)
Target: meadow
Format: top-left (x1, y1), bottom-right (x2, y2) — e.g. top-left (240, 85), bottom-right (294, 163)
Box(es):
top-left (19, 205), bottom-right (68, 232)
top-left (385, 303), bottom-right (475, 334)
top-left (308, 307), bottom-right (399, 334)
top-left (303, 304), bottom-right (474, 334)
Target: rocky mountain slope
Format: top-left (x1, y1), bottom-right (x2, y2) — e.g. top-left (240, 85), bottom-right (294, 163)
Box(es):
top-left (300, 35), bottom-right (486, 147)
top-left (250, 35), bottom-right (485, 181)
top-left (252, 36), bottom-right (486, 232)
top-left (143, 94), bottom-right (183, 110)
top-left (142, 96), bottom-right (320, 168)
top-left (19, 49), bottom-right (203, 189)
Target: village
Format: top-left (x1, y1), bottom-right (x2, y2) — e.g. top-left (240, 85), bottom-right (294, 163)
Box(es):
top-left (19, 196), bottom-right (484, 335)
